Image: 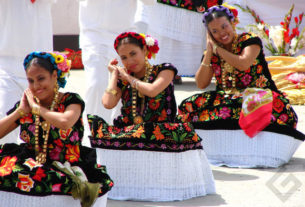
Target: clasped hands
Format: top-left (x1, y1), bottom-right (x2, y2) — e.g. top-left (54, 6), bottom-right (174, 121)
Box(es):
top-left (17, 89), bottom-right (39, 117)
top-left (207, 32), bottom-right (219, 55)
top-left (107, 59), bottom-right (129, 81)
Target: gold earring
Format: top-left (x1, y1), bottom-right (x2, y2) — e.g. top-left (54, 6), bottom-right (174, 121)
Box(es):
top-left (54, 81), bottom-right (59, 93)
top-left (145, 56), bottom-right (150, 69)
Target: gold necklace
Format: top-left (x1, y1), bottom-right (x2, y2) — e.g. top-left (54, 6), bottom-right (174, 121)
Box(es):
top-left (34, 85), bottom-right (59, 164)
top-left (221, 33), bottom-right (239, 95)
top-left (132, 60), bottom-right (153, 125)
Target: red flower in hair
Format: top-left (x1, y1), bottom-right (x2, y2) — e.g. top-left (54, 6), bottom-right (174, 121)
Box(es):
top-left (207, 0), bottom-right (219, 8)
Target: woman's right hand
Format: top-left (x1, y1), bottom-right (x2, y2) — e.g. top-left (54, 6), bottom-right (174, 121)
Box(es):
top-left (18, 92), bottom-right (31, 115)
top-left (206, 32), bottom-right (215, 54)
top-left (108, 58), bottom-right (119, 73)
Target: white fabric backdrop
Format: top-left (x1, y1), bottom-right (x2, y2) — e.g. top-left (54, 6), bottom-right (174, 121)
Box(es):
top-left (136, 0), bottom-right (305, 76)
top-left (228, 0), bottom-right (305, 56)
top-left (0, 0), bottom-right (54, 144)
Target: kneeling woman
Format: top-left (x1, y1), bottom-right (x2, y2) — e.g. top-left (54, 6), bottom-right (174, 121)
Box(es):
top-left (178, 4), bottom-right (305, 168)
top-left (0, 52), bottom-right (113, 207)
top-left (87, 32), bottom-right (215, 201)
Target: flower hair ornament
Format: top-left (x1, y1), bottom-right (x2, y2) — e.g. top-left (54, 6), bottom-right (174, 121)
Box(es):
top-left (202, 3), bottom-right (239, 26)
top-left (193, 0), bottom-right (223, 12)
top-left (114, 32), bottom-right (159, 59)
top-left (23, 51), bottom-right (71, 88)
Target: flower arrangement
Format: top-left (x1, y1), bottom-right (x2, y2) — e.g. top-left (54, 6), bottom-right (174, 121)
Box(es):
top-left (114, 32), bottom-right (159, 59)
top-left (235, 4), bottom-right (305, 56)
top-left (139, 33), bottom-right (160, 59)
top-left (23, 51), bottom-right (71, 88)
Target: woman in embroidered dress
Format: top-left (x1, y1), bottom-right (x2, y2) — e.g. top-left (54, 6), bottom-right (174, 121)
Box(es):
top-left (178, 3), bottom-right (305, 168)
top-left (87, 32), bottom-right (215, 201)
top-left (0, 52), bottom-right (113, 207)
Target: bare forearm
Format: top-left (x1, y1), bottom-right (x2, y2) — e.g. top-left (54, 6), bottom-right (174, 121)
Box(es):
top-left (39, 105), bottom-right (81, 130)
top-left (216, 45), bottom-right (260, 71)
top-left (126, 70), bottom-right (174, 98)
top-left (195, 52), bottom-right (214, 89)
top-left (0, 111), bottom-right (19, 138)
top-left (102, 72), bottom-right (121, 109)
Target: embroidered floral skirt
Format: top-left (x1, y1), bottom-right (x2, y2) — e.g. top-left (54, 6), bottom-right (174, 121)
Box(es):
top-left (87, 115), bottom-right (202, 152)
top-left (178, 90), bottom-right (304, 140)
top-left (0, 143), bottom-right (113, 196)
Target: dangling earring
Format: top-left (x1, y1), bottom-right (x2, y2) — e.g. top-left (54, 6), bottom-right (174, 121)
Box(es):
top-left (145, 56), bottom-right (150, 70)
top-left (54, 81), bottom-right (59, 94)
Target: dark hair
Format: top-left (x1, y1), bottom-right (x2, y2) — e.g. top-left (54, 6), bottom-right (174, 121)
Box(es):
top-left (25, 57), bottom-right (55, 74)
top-left (116, 36), bottom-right (145, 50)
top-left (205, 10), bottom-right (232, 27)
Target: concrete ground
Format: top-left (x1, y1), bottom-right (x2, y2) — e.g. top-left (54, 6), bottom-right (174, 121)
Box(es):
top-left (65, 70), bottom-right (305, 207)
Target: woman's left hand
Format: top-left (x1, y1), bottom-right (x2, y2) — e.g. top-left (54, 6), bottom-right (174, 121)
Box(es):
top-left (117, 66), bottom-right (129, 81)
top-left (24, 88), bottom-right (38, 108)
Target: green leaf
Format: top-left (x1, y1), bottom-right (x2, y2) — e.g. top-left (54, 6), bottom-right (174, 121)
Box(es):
top-left (180, 133), bottom-right (188, 141)
top-left (172, 131), bottom-right (179, 142)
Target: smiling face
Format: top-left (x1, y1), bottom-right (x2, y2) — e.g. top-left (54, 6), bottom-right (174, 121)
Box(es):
top-left (26, 64), bottom-right (57, 103)
top-left (117, 43), bottom-right (147, 76)
top-left (208, 16), bottom-right (235, 47)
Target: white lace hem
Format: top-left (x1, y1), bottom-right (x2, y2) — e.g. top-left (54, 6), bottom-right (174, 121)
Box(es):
top-left (0, 192), bottom-right (108, 207)
top-left (196, 129), bottom-right (302, 168)
top-left (96, 149), bottom-right (215, 201)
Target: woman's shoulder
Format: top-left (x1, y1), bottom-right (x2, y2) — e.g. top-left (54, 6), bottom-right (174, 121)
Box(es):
top-left (238, 32), bottom-right (262, 48)
top-left (153, 63), bottom-right (178, 75)
top-left (59, 92), bottom-right (85, 108)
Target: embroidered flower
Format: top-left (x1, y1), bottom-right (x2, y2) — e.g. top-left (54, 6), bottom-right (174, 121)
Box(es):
top-left (70, 131), bottom-right (80, 142)
top-left (131, 125), bottom-right (144, 138)
top-left (183, 123), bottom-right (192, 132)
top-left (33, 168), bottom-right (47, 182)
top-left (0, 156), bottom-right (17, 176)
top-left (148, 99), bottom-right (160, 110)
top-left (185, 102), bottom-right (194, 112)
top-left (49, 145), bottom-right (62, 161)
top-left (24, 158), bottom-right (42, 170)
top-left (65, 144), bottom-right (80, 163)
top-left (195, 96), bottom-right (206, 107)
top-left (219, 107), bottom-right (231, 119)
top-left (158, 109), bottom-right (167, 121)
top-left (164, 123), bottom-right (179, 130)
top-left (16, 173), bottom-right (34, 192)
top-left (279, 114), bottom-right (289, 123)
top-left (241, 74), bottom-right (252, 86)
top-left (255, 75), bottom-right (268, 88)
top-left (20, 113), bottom-right (33, 124)
top-left (199, 110), bottom-right (210, 121)
top-left (20, 130), bottom-right (30, 143)
top-left (52, 183), bottom-right (62, 192)
top-left (273, 98), bottom-right (285, 113)
top-left (192, 133), bottom-right (199, 142)
top-left (153, 125), bottom-right (165, 140)
top-left (59, 128), bottom-right (72, 140)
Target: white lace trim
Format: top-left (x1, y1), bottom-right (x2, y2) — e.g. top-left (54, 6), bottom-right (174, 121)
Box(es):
top-left (196, 129), bottom-right (302, 168)
top-left (0, 192), bottom-right (107, 207)
top-left (96, 149), bottom-right (215, 201)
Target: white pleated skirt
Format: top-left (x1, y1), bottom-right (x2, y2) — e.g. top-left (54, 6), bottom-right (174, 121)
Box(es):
top-left (0, 192), bottom-right (108, 207)
top-left (96, 149), bottom-right (215, 201)
top-left (196, 129), bottom-right (302, 168)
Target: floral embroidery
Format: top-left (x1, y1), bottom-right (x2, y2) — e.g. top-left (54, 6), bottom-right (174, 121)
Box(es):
top-left (65, 144), bottom-right (80, 163)
top-left (16, 173), bottom-right (34, 192)
top-left (32, 168), bottom-right (47, 182)
top-left (178, 33), bottom-right (298, 130)
top-left (0, 156), bottom-right (17, 177)
top-left (0, 93), bottom-right (113, 197)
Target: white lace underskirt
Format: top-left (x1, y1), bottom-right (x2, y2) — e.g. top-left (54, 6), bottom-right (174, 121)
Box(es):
top-left (0, 192), bottom-right (108, 207)
top-left (96, 149), bottom-right (215, 201)
top-left (196, 129), bottom-right (302, 168)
